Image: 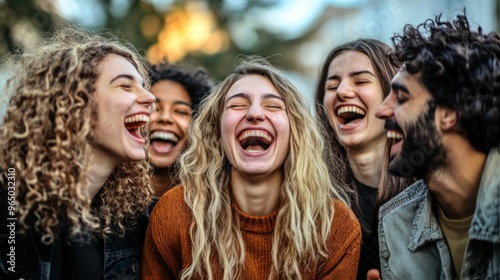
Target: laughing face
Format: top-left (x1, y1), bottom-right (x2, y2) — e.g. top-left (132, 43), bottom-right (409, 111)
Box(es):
top-left (93, 54), bottom-right (155, 166)
top-left (221, 74), bottom-right (290, 179)
top-left (148, 80), bottom-right (192, 168)
top-left (376, 69), bottom-right (447, 178)
top-left (323, 51), bottom-right (386, 150)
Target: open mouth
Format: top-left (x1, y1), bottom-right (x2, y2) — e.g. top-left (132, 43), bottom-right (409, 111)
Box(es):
top-left (337, 106), bottom-right (366, 125)
top-left (387, 130), bottom-right (403, 143)
top-left (149, 131), bottom-right (180, 153)
top-left (124, 114), bottom-right (150, 140)
top-left (384, 120), bottom-right (404, 144)
top-left (238, 130), bottom-right (273, 152)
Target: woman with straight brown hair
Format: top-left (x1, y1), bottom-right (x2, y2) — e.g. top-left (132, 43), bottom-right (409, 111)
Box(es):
top-left (315, 39), bottom-right (416, 279)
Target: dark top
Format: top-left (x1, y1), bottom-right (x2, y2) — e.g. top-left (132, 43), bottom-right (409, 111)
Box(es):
top-left (0, 182), bottom-right (153, 280)
top-left (355, 179), bottom-right (380, 280)
top-left (60, 233), bottom-right (104, 280)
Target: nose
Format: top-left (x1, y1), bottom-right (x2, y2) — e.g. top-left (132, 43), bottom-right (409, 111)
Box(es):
top-left (149, 103), bottom-right (174, 124)
top-left (375, 94), bottom-right (395, 120)
top-left (246, 103), bottom-right (265, 121)
top-left (157, 107), bottom-right (173, 123)
top-left (137, 88), bottom-right (156, 116)
top-left (336, 81), bottom-right (355, 100)
top-left (138, 88), bottom-right (156, 107)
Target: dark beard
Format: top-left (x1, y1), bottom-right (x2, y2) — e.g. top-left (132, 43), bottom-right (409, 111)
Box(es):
top-left (388, 101), bottom-right (448, 178)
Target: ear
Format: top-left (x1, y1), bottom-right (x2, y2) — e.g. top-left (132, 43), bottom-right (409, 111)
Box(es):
top-left (437, 107), bottom-right (458, 131)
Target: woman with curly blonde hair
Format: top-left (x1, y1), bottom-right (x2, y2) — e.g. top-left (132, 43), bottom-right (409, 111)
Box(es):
top-left (142, 57), bottom-right (361, 279)
top-left (0, 26), bottom-right (155, 279)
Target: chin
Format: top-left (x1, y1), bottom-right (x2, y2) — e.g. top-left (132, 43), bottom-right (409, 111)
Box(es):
top-left (126, 151), bottom-right (146, 162)
top-left (152, 161), bottom-right (175, 169)
top-left (151, 154), bottom-right (177, 166)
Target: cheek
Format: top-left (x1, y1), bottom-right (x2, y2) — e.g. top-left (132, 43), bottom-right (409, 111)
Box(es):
top-left (177, 116), bottom-right (192, 134)
top-left (148, 112), bottom-right (161, 125)
top-left (359, 87), bottom-right (384, 108)
top-left (220, 113), bottom-right (234, 148)
top-left (276, 115), bottom-right (291, 140)
top-left (394, 107), bottom-right (407, 125)
top-left (323, 93), bottom-right (336, 118)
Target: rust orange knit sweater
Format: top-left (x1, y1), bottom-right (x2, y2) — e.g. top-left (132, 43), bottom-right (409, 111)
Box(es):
top-left (141, 186), bottom-right (361, 279)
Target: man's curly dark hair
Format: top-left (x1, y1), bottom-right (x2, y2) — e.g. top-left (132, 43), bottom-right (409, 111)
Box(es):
top-left (148, 60), bottom-right (214, 114)
top-left (390, 10), bottom-right (500, 153)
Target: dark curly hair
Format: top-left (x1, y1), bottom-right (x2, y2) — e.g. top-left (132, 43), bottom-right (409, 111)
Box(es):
top-left (390, 10), bottom-right (500, 152)
top-left (148, 59), bottom-right (214, 113)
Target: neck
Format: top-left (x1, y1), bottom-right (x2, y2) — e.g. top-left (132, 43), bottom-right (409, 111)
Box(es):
top-left (230, 169), bottom-right (282, 216)
top-left (86, 161), bottom-right (115, 200)
top-left (347, 140), bottom-right (385, 188)
top-left (428, 135), bottom-right (486, 219)
top-left (86, 146), bottom-right (119, 199)
top-left (152, 168), bottom-right (176, 197)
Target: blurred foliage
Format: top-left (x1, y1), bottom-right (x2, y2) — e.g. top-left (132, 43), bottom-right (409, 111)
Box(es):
top-left (0, 0), bottom-right (312, 81)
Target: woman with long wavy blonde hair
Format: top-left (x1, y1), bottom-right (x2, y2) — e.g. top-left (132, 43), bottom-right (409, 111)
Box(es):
top-left (142, 57), bottom-right (361, 279)
top-left (0, 26), bottom-right (155, 279)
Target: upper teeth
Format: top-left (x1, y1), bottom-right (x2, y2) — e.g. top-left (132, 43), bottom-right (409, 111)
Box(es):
top-left (125, 114), bottom-right (150, 123)
top-left (387, 130), bottom-right (403, 139)
top-left (150, 131), bottom-right (179, 142)
top-left (337, 106), bottom-right (365, 116)
top-left (238, 130), bottom-right (272, 142)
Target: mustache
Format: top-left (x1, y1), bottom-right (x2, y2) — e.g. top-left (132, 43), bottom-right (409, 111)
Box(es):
top-left (384, 120), bottom-right (403, 132)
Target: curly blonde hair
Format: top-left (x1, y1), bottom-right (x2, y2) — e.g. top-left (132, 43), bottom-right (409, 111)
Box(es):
top-left (0, 26), bottom-right (153, 244)
top-left (178, 56), bottom-right (347, 279)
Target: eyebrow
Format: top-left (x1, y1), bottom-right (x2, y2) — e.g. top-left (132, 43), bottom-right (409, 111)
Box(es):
top-left (225, 92), bottom-right (284, 102)
top-left (326, 70), bottom-right (375, 81)
top-left (391, 81), bottom-right (410, 94)
top-left (110, 74), bottom-right (145, 87)
top-left (155, 98), bottom-right (192, 107)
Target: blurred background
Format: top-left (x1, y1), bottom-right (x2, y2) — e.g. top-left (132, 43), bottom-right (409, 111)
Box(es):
top-left (0, 0), bottom-right (498, 108)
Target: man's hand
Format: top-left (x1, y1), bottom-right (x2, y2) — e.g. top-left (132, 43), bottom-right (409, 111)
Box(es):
top-left (367, 269), bottom-right (381, 280)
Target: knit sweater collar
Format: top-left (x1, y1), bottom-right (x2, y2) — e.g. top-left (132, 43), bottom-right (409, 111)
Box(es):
top-left (232, 203), bottom-right (279, 234)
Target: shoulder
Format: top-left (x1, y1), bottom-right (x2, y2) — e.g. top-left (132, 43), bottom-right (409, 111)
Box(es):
top-left (331, 200), bottom-right (360, 234)
top-left (323, 200), bottom-right (361, 263)
top-left (149, 185), bottom-right (190, 227)
top-left (153, 185), bottom-right (185, 212)
top-left (329, 200), bottom-right (361, 247)
top-left (379, 180), bottom-right (428, 218)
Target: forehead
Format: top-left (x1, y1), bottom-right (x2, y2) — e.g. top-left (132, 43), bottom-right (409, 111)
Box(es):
top-left (391, 68), bottom-right (432, 98)
top-left (392, 68), bottom-right (418, 87)
top-left (226, 74), bottom-right (282, 99)
top-left (98, 54), bottom-right (142, 81)
top-left (328, 51), bottom-right (374, 75)
top-left (151, 80), bottom-right (191, 103)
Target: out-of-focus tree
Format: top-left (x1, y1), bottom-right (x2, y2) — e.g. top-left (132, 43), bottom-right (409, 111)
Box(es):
top-left (0, 0), bottom-right (319, 81)
top-left (1, 0), bottom-right (59, 54)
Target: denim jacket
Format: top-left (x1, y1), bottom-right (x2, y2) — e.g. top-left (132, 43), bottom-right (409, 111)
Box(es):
top-left (0, 206), bottom-right (151, 280)
top-left (378, 149), bottom-right (500, 280)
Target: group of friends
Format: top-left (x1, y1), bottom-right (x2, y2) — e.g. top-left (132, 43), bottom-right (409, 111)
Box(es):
top-left (0, 9), bottom-right (499, 280)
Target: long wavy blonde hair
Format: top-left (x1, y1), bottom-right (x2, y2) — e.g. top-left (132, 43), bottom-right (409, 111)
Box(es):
top-left (0, 26), bottom-right (153, 244)
top-left (178, 57), bottom-right (347, 279)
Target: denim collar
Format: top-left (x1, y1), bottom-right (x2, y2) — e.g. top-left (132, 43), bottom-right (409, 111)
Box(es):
top-left (469, 149), bottom-right (500, 242)
top-left (407, 149), bottom-right (500, 249)
top-left (408, 184), bottom-right (443, 251)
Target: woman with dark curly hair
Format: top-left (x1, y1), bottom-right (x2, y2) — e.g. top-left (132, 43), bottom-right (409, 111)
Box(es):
top-left (0, 26), bottom-right (155, 279)
top-left (147, 60), bottom-right (214, 197)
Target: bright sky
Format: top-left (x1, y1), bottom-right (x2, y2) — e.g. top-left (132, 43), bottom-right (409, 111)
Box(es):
top-left (55, 0), bottom-right (366, 37)
top-left (255, 0), bottom-right (367, 38)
